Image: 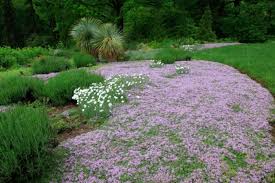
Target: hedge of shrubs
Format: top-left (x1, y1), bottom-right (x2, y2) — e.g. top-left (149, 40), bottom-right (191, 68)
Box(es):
top-left (0, 106), bottom-right (52, 182)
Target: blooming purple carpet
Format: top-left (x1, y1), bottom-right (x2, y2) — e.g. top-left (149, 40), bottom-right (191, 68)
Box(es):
top-left (61, 61), bottom-right (275, 183)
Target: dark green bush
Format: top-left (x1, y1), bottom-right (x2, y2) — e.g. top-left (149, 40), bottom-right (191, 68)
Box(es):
top-left (221, 2), bottom-right (268, 43)
top-left (44, 70), bottom-right (104, 105)
top-left (0, 76), bottom-right (44, 105)
top-left (25, 34), bottom-right (54, 47)
top-left (32, 56), bottom-right (72, 74)
top-left (198, 6), bottom-right (216, 42)
top-left (155, 48), bottom-right (192, 64)
top-left (72, 53), bottom-right (96, 68)
top-left (237, 3), bottom-right (268, 43)
top-left (0, 55), bottom-right (17, 69)
top-left (0, 106), bottom-right (52, 182)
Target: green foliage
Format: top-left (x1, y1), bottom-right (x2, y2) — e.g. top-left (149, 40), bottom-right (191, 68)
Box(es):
top-left (126, 49), bottom-right (160, 61)
top-left (124, 5), bottom-right (161, 41)
top-left (26, 34), bottom-right (54, 47)
top-left (51, 49), bottom-right (75, 58)
top-left (0, 106), bottom-right (52, 182)
top-left (124, 1), bottom-right (198, 41)
top-left (155, 48), bottom-right (192, 64)
top-left (1, 0), bottom-right (275, 47)
top-left (0, 55), bottom-right (16, 69)
top-left (0, 68), bottom-right (32, 79)
top-left (32, 56), bottom-right (72, 74)
top-left (0, 47), bottom-right (48, 68)
top-left (44, 70), bottom-right (104, 106)
top-left (2, 0), bottom-right (17, 46)
top-left (231, 104), bottom-right (243, 113)
top-left (237, 3), bottom-right (268, 43)
top-left (0, 75), bottom-right (44, 105)
top-left (223, 150), bottom-right (247, 179)
top-left (221, 2), bottom-right (268, 43)
top-left (198, 6), bottom-right (216, 42)
top-left (194, 42), bottom-right (275, 95)
top-left (72, 53), bottom-right (96, 68)
top-left (264, 171), bottom-right (275, 183)
top-left (169, 153), bottom-right (204, 178)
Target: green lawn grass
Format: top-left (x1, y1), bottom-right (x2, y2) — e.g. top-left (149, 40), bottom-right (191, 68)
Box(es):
top-left (194, 42), bottom-right (275, 96)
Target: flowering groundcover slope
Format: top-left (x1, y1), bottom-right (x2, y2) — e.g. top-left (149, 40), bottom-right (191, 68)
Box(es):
top-left (61, 61), bottom-right (275, 182)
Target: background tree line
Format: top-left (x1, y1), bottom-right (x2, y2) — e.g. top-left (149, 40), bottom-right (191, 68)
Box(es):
top-left (1, 0), bottom-right (275, 47)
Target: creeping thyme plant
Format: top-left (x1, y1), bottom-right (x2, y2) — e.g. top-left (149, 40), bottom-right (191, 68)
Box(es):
top-left (73, 74), bottom-right (148, 118)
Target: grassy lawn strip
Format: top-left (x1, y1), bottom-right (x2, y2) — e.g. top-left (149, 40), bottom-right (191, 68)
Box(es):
top-left (194, 42), bottom-right (275, 96)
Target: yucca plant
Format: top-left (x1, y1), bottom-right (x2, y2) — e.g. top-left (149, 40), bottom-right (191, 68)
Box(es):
top-left (71, 18), bottom-right (124, 62)
top-left (92, 23), bottom-right (124, 62)
top-left (71, 18), bottom-right (101, 60)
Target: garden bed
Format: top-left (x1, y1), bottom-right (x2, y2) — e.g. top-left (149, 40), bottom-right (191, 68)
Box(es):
top-left (59, 61), bottom-right (275, 182)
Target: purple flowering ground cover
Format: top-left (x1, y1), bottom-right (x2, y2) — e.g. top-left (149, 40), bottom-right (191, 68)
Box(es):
top-left (60, 61), bottom-right (275, 183)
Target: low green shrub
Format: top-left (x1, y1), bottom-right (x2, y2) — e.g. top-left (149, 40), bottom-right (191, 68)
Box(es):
top-left (155, 48), bottom-right (192, 64)
top-left (0, 47), bottom-right (48, 67)
top-left (44, 70), bottom-right (104, 106)
top-left (0, 106), bottom-right (52, 182)
top-left (32, 56), bottom-right (72, 74)
top-left (72, 53), bottom-right (96, 68)
top-left (0, 76), bottom-right (44, 105)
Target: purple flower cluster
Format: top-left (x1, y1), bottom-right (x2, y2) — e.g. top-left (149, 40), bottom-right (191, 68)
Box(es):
top-left (60, 61), bottom-right (275, 182)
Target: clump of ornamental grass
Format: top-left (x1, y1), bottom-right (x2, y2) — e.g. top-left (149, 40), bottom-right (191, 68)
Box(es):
top-left (0, 106), bottom-right (53, 182)
top-left (44, 70), bottom-right (104, 106)
top-left (175, 65), bottom-right (190, 74)
top-left (73, 74), bottom-right (148, 118)
top-left (150, 60), bottom-right (164, 68)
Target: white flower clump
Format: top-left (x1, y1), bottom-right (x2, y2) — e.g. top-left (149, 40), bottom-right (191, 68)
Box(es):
top-left (72, 74), bottom-right (148, 118)
top-left (150, 60), bottom-right (164, 68)
top-left (175, 65), bottom-right (190, 75)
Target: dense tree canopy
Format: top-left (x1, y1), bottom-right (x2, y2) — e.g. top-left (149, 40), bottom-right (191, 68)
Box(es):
top-left (0, 0), bottom-right (274, 47)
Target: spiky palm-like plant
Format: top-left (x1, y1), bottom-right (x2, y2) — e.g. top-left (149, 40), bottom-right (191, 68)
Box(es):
top-left (70, 18), bottom-right (102, 59)
top-left (92, 23), bottom-right (124, 62)
top-left (71, 18), bottom-right (124, 62)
